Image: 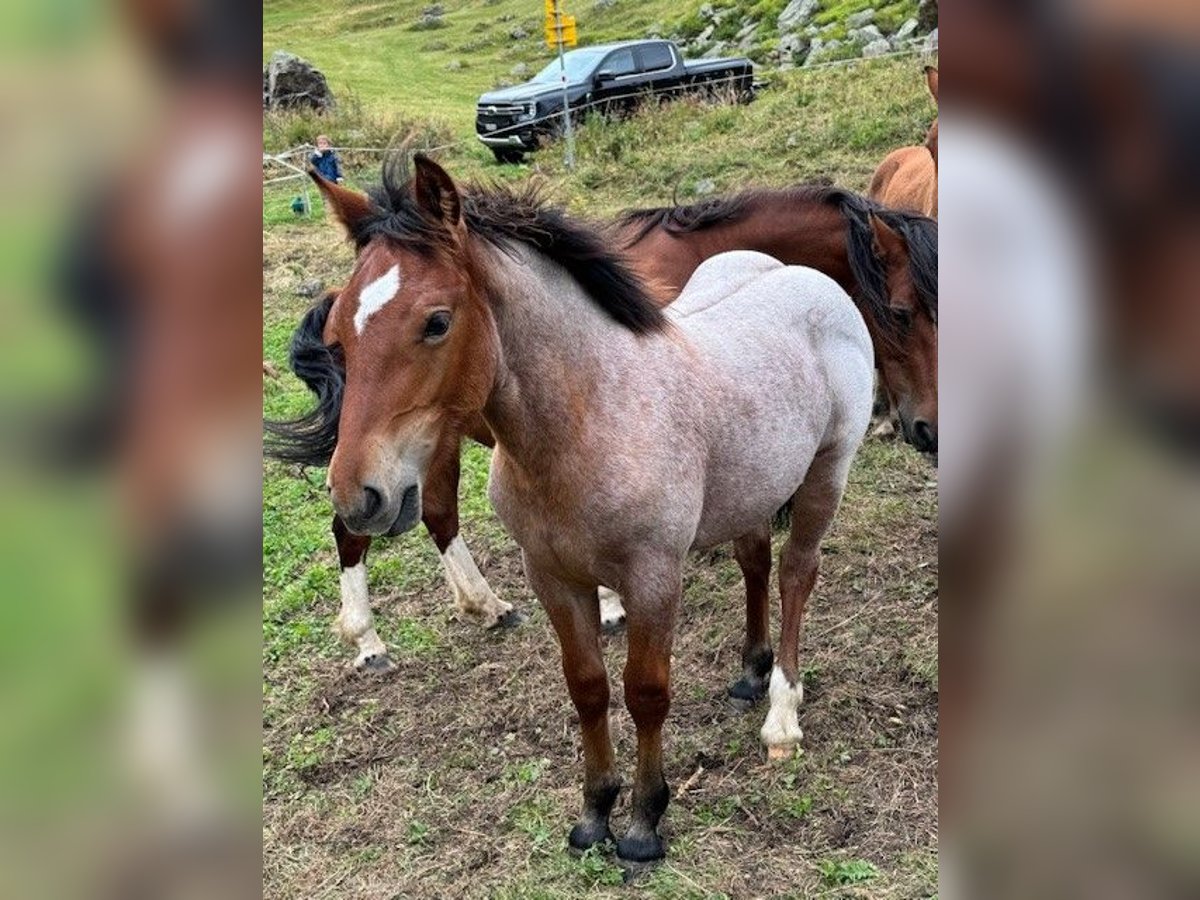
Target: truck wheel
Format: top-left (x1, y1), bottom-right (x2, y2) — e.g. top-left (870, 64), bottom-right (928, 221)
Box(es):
top-left (492, 148), bottom-right (524, 165)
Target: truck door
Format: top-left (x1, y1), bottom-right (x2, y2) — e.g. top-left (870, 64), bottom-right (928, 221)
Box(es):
top-left (593, 47), bottom-right (640, 116)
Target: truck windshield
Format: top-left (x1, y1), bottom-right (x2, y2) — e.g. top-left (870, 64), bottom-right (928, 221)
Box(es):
top-left (531, 50), bottom-right (605, 84)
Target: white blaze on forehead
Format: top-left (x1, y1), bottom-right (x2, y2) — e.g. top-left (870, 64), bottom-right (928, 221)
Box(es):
top-left (354, 264), bottom-right (402, 334)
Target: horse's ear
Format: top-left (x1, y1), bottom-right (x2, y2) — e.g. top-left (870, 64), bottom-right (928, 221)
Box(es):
top-left (924, 66), bottom-right (938, 105)
top-left (869, 211), bottom-right (905, 263)
top-left (309, 171), bottom-right (375, 238)
top-left (412, 154), bottom-right (463, 228)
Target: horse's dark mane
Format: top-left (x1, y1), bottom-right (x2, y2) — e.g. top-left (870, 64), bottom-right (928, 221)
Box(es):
top-left (351, 156), bottom-right (665, 335)
top-left (264, 292), bottom-right (343, 466)
top-left (617, 183), bottom-right (938, 336)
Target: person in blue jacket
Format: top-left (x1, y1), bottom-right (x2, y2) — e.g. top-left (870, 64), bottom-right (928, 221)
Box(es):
top-left (310, 135), bottom-right (343, 183)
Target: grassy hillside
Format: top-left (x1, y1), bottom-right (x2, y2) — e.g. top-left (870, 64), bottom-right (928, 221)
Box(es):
top-left (263, 0), bottom-right (921, 133)
top-left (263, 51), bottom-right (936, 227)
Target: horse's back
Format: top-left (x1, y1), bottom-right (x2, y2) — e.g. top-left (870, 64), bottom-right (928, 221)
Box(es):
top-left (672, 251), bottom-right (870, 363)
top-left (870, 146), bottom-right (937, 217)
top-left (667, 250), bottom-right (783, 319)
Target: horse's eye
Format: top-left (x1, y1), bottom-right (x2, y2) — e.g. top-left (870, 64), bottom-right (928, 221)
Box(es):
top-left (423, 311), bottom-right (452, 341)
top-left (891, 308), bottom-right (914, 330)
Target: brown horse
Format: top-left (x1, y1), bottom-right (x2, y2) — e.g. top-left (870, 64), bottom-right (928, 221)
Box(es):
top-left (280, 155), bottom-right (873, 860)
top-left (616, 183), bottom-right (938, 452)
top-left (267, 180), bottom-right (937, 669)
top-left (869, 65), bottom-right (939, 217)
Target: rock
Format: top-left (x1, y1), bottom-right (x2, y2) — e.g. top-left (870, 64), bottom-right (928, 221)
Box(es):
top-left (511, 62), bottom-right (529, 77)
top-left (735, 22), bottom-right (758, 41)
top-left (422, 3), bottom-right (444, 15)
top-left (777, 0), bottom-right (819, 32)
top-left (848, 24), bottom-right (884, 44)
top-left (697, 24), bottom-right (715, 43)
top-left (593, 0), bottom-right (616, 8)
top-left (917, 0), bottom-right (938, 34)
top-left (846, 8), bottom-right (876, 29)
top-left (925, 27), bottom-right (938, 51)
top-left (862, 37), bottom-right (891, 58)
top-left (694, 178), bottom-right (716, 196)
top-left (296, 278), bottom-right (326, 298)
top-left (803, 37), bottom-right (843, 66)
top-left (416, 12), bottom-right (444, 29)
top-left (509, 26), bottom-right (529, 40)
top-left (264, 51), bottom-right (334, 111)
top-left (778, 32), bottom-right (809, 60)
top-left (699, 3), bottom-right (715, 19)
top-left (893, 17), bottom-right (919, 42)
top-left (700, 41), bottom-right (729, 59)
top-left (445, 59), bottom-right (463, 70)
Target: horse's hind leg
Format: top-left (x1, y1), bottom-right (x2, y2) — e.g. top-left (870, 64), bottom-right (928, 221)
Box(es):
top-left (332, 515), bottom-right (392, 673)
top-left (423, 433), bottom-right (523, 628)
top-left (728, 524), bottom-right (774, 707)
top-left (762, 448), bottom-right (854, 760)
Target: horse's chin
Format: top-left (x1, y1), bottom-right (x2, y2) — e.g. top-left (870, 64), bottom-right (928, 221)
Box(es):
top-left (385, 484), bottom-right (422, 536)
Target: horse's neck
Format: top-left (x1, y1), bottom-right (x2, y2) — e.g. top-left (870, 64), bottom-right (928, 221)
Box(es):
top-left (479, 242), bottom-right (643, 463)
top-left (693, 200), bottom-right (855, 292)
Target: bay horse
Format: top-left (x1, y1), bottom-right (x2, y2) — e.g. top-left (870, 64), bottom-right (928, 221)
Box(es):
top-left (267, 180), bottom-right (936, 671)
top-left (869, 65), bottom-right (939, 217)
top-left (280, 155), bottom-right (873, 861)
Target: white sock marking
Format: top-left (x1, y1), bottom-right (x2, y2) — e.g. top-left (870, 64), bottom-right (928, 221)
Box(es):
top-left (336, 563), bottom-right (388, 665)
top-left (440, 535), bottom-right (511, 624)
top-left (760, 665), bottom-right (805, 749)
top-left (354, 264), bottom-right (401, 334)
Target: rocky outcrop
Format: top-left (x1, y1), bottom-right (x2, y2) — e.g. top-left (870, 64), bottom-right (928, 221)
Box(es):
top-left (264, 51), bottom-right (334, 111)
top-left (679, 0), bottom-right (937, 70)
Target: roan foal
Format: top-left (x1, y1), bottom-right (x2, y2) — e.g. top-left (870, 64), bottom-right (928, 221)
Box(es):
top-left (280, 156), bottom-right (873, 861)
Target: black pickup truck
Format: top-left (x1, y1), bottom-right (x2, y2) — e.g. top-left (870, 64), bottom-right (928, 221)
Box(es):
top-left (476, 39), bottom-right (755, 163)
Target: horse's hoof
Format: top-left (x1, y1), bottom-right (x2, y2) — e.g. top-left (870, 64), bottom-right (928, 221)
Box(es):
top-left (766, 743), bottom-right (798, 762)
top-left (493, 608), bottom-right (527, 629)
top-left (355, 653), bottom-right (395, 675)
top-left (601, 616), bottom-right (626, 635)
top-left (616, 831), bottom-right (665, 863)
top-left (727, 677), bottom-right (766, 709)
top-left (871, 419), bottom-right (898, 440)
top-left (568, 820), bottom-right (614, 851)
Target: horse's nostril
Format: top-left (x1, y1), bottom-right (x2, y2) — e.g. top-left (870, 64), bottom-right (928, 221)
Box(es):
top-left (361, 485), bottom-right (383, 520)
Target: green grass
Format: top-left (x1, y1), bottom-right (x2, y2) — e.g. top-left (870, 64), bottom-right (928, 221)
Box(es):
top-left (264, 0), bottom-right (923, 138)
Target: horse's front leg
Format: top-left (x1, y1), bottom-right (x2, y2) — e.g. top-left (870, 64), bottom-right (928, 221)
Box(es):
top-left (331, 515), bottom-right (392, 672)
top-left (424, 432), bottom-right (524, 628)
top-left (617, 558), bottom-right (682, 862)
top-left (525, 558), bottom-right (620, 850)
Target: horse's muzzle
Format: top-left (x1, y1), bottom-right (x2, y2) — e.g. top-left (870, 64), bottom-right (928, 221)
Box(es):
top-left (339, 482), bottom-right (421, 536)
top-left (385, 484), bottom-right (422, 536)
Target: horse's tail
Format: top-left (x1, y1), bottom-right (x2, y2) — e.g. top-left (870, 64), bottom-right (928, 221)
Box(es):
top-left (264, 292), bottom-right (344, 466)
